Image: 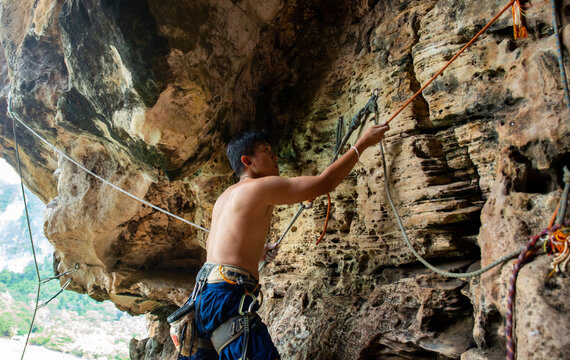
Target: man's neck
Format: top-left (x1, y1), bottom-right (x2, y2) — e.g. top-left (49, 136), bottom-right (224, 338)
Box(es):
top-left (239, 171), bottom-right (259, 181)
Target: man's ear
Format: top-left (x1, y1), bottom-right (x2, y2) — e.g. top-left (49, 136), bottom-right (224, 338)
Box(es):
top-left (241, 154), bottom-right (252, 168)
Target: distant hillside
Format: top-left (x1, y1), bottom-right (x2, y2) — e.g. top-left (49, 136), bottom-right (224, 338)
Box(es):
top-left (0, 162), bottom-right (146, 359)
top-left (0, 178), bottom-right (52, 272)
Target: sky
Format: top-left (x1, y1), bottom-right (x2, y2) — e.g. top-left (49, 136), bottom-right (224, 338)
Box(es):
top-left (0, 156), bottom-right (52, 272)
top-left (0, 157), bottom-right (21, 184)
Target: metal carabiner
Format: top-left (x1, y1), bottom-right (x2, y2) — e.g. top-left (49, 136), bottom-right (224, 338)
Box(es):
top-left (239, 292), bottom-right (257, 316)
top-left (248, 289), bottom-right (263, 314)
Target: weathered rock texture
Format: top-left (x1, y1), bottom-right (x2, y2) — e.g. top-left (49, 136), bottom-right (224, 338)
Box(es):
top-left (0, 0), bottom-right (569, 359)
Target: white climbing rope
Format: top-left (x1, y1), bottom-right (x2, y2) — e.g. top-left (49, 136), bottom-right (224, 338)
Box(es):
top-left (7, 94), bottom-right (209, 233)
top-left (376, 120), bottom-right (536, 279)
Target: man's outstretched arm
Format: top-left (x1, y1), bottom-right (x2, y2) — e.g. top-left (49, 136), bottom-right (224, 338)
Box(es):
top-left (255, 122), bottom-right (390, 205)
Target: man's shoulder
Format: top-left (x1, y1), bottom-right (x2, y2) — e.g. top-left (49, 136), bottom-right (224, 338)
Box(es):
top-left (223, 177), bottom-right (284, 204)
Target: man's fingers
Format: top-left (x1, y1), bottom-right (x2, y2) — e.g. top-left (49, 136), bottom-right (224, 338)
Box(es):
top-left (264, 242), bottom-right (279, 262)
top-left (265, 242), bottom-right (278, 250)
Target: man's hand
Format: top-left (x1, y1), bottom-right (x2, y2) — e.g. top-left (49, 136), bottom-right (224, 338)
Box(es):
top-left (263, 242), bottom-right (279, 263)
top-left (249, 121), bottom-right (391, 207)
top-left (354, 122), bottom-right (390, 150)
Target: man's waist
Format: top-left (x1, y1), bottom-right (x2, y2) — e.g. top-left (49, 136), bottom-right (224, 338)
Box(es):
top-left (202, 262), bottom-right (259, 289)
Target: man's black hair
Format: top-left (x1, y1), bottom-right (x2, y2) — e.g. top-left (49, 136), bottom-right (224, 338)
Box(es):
top-left (226, 130), bottom-right (271, 176)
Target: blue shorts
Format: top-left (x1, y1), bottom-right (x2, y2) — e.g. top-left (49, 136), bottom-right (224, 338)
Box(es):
top-left (189, 281), bottom-right (280, 360)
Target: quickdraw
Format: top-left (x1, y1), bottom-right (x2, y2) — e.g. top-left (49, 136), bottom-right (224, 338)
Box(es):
top-left (545, 227), bottom-right (570, 275)
top-left (512, 0), bottom-right (529, 39)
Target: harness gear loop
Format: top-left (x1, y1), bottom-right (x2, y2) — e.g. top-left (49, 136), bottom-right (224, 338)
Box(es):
top-left (219, 265), bottom-right (239, 285)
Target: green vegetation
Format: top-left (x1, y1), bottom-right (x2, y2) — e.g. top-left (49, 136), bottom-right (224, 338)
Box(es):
top-left (29, 333), bottom-right (52, 346)
top-left (0, 182), bottom-right (142, 359)
top-left (0, 312), bottom-right (36, 337)
top-left (0, 258), bottom-right (124, 339)
top-left (0, 259), bottom-right (117, 319)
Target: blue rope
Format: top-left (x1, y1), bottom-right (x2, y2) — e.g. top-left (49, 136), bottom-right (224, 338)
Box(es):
top-left (550, 0), bottom-right (570, 111)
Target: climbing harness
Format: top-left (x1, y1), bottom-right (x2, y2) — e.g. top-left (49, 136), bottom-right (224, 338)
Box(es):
top-left (167, 263), bottom-right (261, 359)
top-left (10, 102), bottom-right (81, 360)
top-left (6, 93), bottom-right (209, 233)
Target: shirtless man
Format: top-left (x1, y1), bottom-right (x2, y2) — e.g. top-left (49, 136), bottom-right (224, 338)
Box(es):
top-left (188, 123), bottom-right (389, 360)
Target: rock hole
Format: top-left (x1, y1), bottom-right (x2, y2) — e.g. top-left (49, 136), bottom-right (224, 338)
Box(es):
top-left (301, 293), bottom-right (309, 309)
top-left (508, 149), bottom-right (558, 194)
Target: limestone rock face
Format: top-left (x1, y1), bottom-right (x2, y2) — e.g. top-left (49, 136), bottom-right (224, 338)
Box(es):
top-left (0, 0), bottom-right (568, 359)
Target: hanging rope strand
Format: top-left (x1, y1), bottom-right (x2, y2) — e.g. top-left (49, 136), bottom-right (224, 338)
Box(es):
top-left (12, 110), bottom-right (41, 360)
top-left (550, 0), bottom-right (570, 110)
top-left (505, 225), bottom-right (561, 360)
top-left (12, 109), bottom-right (84, 360)
top-left (376, 116), bottom-right (532, 278)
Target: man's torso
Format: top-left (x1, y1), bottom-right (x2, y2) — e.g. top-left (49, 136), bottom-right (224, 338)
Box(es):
top-left (206, 180), bottom-right (273, 279)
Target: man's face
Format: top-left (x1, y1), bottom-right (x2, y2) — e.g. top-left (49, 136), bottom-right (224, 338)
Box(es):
top-left (252, 142), bottom-right (279, 177)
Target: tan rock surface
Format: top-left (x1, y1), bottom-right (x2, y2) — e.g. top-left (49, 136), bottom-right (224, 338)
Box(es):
top-left (0, 0), bottom-right (568, 359)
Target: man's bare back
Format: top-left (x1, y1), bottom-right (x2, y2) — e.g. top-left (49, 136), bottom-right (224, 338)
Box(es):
top-left (206, 179), bottom-right (274, 279)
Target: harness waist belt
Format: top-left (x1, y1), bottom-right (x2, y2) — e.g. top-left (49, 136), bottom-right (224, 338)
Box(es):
top-left (205, 262), bottom-right (258, 288)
